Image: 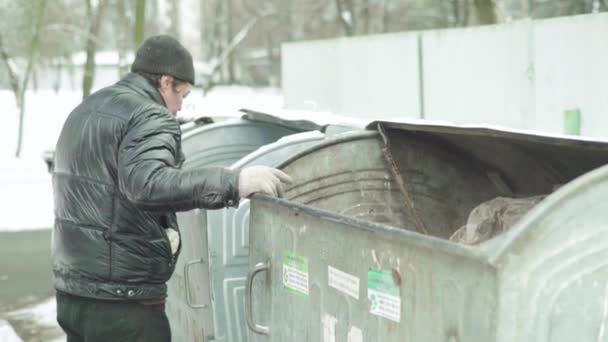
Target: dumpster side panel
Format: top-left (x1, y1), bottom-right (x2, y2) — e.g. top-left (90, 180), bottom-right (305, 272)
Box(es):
top-left (167, 209), bottom-right (213, 342)
top-left (168, 121), bottom-right (301, 342)
top-left (207, 133), bottom-right (326, 342)
top-left (248, 199), bottom-right (498, 342)
top-left (494, 165), bottom-right (608, 342)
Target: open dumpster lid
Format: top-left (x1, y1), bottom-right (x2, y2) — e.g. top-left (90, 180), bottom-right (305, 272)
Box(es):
top-left (366, 118), bottom-right (608, 146)
top-left (240, 107), bottom-right (369, 133)
top-left (367, 119), bottom-right (608, 196)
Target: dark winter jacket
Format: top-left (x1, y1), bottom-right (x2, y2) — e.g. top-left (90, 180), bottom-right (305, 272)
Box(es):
top-left (51, 73), bottom-right (239, 301)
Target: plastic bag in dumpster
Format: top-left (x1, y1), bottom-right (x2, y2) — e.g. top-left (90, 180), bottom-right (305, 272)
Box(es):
top-left (449, 195), bottom-right (546, 244)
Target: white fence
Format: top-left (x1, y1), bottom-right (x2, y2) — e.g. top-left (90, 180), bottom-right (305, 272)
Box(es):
top-left (282, 13), bottom-right (608, 137)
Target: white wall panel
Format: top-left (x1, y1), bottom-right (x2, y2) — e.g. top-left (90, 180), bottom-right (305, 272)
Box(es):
top-left (422, 21), bottom-right (533, 128)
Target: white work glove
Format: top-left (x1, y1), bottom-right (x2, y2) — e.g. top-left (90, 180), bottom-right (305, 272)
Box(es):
top-left (166, 228), bottom-right (180, 255)
top-left (238, 166), bottom-right (293, 199)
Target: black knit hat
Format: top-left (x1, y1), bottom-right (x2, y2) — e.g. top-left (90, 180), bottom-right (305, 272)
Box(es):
top-left (131, 34), bottom-right (195, 85)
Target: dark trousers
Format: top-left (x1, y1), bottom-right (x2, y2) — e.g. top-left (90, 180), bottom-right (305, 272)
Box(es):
top-left (56, 291), bottom-right (171, 342)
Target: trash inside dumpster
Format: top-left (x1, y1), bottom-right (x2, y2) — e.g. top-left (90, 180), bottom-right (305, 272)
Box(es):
top-left (246, 120), bottom-right (608, 342)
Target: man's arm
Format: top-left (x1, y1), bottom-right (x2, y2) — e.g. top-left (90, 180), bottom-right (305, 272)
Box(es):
top-left (117, 109), bottom-right (239, 211)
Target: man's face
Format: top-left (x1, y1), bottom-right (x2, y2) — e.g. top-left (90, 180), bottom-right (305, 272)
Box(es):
top-left (158, 75), bottom-right (192, 114)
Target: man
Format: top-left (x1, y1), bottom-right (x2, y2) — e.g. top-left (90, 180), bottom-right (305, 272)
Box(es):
top-left (51, 35), bottom-right (291, 341)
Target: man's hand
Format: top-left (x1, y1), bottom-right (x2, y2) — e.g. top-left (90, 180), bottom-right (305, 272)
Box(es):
top-left (238, 166), bottom-right (293, 198)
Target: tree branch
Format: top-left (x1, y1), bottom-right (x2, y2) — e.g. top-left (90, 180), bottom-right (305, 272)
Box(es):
top-left (335, 0), bottom-right (354, 36)
top-left (0, 34), bottom-right (20, 96)
top-left (83, 0), bottom-right (108, 98)
top-left (21, 0), bottom-right (48, 95)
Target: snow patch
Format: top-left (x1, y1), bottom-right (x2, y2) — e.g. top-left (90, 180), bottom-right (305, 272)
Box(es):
top-left (7, 298), bottom-right (59, 328)
top-left (0, 319), bottom-right (22, 342)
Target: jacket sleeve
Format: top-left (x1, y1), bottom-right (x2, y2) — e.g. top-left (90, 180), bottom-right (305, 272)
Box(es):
top-left (117, 109), bottom-right (240, 212)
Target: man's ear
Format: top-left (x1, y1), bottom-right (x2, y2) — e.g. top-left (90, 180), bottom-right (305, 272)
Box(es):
top-left (158, 75), bottom-right (173, 90)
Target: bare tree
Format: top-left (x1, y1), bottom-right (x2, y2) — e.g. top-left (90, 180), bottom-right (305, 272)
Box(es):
top-left (167, 0), bottom-right (179, 37)
top-left (82, 0), bottom-right (108, 99)
top-left (0, 0), bottom-right (48, 157)
top-left (134, 0), bottom-right (146, 48)
top-left (474, 0), bottom-right (498, 24)
top-left (360, 0), bottom-right (371, 33)
top-left (451, 0), bottom-right (471, 26)
top-left (335, 0), bottom-right (356, 36)
top-left (382, 0), bottom-right (391, 32)
top-left (115, 0), bottom-right (132, 78)
top-left (226, 0), bottom-right (235, 83)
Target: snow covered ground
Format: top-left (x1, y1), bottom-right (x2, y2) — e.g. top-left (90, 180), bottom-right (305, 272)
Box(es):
top-left (3, 299), bottom-right (65, 342)
top-left (0, 85), bottom-right (283, 341)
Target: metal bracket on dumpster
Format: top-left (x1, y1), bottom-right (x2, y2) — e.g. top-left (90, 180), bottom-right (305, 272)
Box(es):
top-left (377, 123), bottom-right (429, 235)
top-left (184, 258), bottom-right (208, 309)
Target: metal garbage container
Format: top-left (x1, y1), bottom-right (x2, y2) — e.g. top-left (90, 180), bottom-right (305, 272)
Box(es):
top-left (246, 120), bottom-right (608, 342)
top-left (167, 111), bottom-right (319, 342)
top-left (167, 109), bottom-right (361, 342)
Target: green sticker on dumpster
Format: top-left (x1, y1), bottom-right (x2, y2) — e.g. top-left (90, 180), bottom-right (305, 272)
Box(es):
top-left (368, 269), bottom-right (401, 322)
top-left (283, 251), bottom-right (309, 295)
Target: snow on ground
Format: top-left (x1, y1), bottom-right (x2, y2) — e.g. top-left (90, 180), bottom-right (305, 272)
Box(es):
top-left (0, 158), bottom-right (54, 231)
top-left (7, 298), bottom-right (59, 330)
top-left (0, 319), bottom-right (22, 342)
top-left (5, 298), bottom-right (65, 342)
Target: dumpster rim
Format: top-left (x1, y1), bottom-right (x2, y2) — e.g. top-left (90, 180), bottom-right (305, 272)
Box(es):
top-left (230, 131), bottom-right (326, 170)
top-left (276, 130), bottom-right (377, 170)
top-left (181, 117), bottom-right (304, 142)
top-left (251, 194), bottom-right (492, 265)
top-left (367, 120), bottom-right (608, 150)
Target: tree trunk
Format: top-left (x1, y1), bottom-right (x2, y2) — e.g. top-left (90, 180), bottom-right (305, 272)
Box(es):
top-left (361, 0), bottom-right (371, 33)
top-left (15, 92), bottom-right (26, 158)
top-left (116, 0), bottom-right (130, 78)
top-left (522, 0), bottom-right (534, 17)
top-left (82, 0), bottom-right (107, 99)
top-left (214, 0), bottom-right (226, 82)
top-left (0, 36), bottom-right (23, 157)
top-left (279, 0), bottom-right (293, 41)
top-left (463, 0), bottom-right (471, 25)
top-left (452, 0), bottom-right (460, 26)
top-left (134, 0), bottom-right (146, 48)
top-left (0, 0), bottom-right (48, 157)
top-left (335, 0), bottom-right (354, 36)
top-left (227, 0), bottom-right (235, 83)
top-left (0, 36), bottom-right (20, 97)
top-left (168, 0), bottom-right (179, 37)
top-left (474, 0), bottom-right (497, 24)
top-left (382, 0), bottom-right (391, 32)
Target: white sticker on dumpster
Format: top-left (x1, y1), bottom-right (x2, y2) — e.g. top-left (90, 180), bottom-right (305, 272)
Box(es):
top-left (347, 325), bottom-right (363, 342)
top-left (283, 251), bottom-right (309, 295)
top-left (328, 265), bottom-right (360, 299)
top-left (322, 313), bottom-right (337, 342)
top-left (367, 269), bottom-right (401, 322)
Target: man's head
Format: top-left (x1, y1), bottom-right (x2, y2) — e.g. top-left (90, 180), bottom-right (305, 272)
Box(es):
top-left (131, 35), bottom-right (194, 114)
